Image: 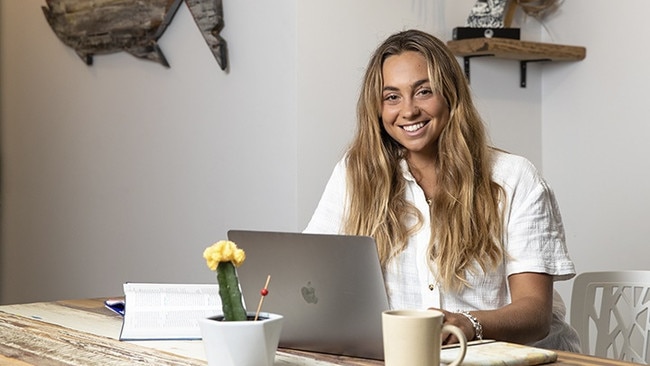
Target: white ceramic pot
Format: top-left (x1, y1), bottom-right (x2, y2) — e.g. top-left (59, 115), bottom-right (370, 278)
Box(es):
top-left (198, 312), bottom-right (284, 366)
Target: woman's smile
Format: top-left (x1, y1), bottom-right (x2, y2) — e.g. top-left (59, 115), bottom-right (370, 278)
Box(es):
top-left (402, 121), bottom-right (429, 133)
top-left (381, 51), bottom-right (449, 158)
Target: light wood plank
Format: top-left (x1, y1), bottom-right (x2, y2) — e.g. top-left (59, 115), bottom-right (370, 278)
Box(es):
top-left (447, 38), bottom-right (586, 61)
top-left (1, 299), bottom-right (643, 366)
top-left (0, 311), bottom-right (206, 366)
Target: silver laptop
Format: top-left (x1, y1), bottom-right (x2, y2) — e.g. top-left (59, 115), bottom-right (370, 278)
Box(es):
top-left (227, 230), bottom-right (389, 360)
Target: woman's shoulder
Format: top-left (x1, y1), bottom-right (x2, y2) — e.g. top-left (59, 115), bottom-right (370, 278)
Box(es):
top-left (490, 149), bottom-right (543, 187)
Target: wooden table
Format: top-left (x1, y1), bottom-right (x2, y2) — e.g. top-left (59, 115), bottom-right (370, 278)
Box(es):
top-left (0, 298), bottom-right (641, 365)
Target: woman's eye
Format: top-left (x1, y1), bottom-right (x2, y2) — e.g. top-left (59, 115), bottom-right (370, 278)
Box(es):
top-left (383, 94), bottom-right (399, 103)
top-left (417, 88), bottom-right (432, 97)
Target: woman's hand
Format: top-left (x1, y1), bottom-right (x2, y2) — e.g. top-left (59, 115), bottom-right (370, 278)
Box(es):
top-left (427, 308), bottom-right (475, 345)
top-left (430, 272), bottom-right (554, 345)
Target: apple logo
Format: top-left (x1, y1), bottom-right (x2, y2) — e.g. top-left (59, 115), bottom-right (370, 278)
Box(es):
top-left (300, 281), bottom-right (318, 304)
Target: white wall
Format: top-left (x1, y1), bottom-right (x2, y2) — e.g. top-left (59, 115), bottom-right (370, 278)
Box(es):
top-left (541, 1), bottom-right (650, 302)
top-left (1, 0), bottom-right (299, 303)
top-left (1, 0), bottom-right (578, 306)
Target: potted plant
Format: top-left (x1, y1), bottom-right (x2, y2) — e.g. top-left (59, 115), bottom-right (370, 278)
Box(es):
top-left (199, 240), bottom-right (283, 366)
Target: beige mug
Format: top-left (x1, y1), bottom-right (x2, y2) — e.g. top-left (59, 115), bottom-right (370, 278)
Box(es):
top-left (382, 309), bottom-right (467, 366)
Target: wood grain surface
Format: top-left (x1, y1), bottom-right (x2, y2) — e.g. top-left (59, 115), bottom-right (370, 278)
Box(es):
top-left (447, 38), bottom-right (586, 61)
top-left (0, 298), bottom-right (644, 366)
top-left (0, 310), bottom-right (205, 366)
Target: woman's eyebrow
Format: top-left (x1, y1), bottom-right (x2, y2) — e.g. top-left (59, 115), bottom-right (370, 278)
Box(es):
top-left (412, 79), bottom-right (429, 88)
top-left (382, 79), bottom-right (429, 92)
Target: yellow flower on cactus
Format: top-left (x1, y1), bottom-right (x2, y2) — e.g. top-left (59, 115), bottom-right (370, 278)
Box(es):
top-left (203, 240), bottom-right (246, 270)
top-left (203, 240), bottom-right (248, 321)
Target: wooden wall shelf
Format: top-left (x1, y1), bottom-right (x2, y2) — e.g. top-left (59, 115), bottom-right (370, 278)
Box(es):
top-left (446, 38), bottom-right (586, 87)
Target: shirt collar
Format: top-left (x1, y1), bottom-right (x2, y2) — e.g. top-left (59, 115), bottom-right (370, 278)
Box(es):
top-left (399, 159), bottom-right (417, 182)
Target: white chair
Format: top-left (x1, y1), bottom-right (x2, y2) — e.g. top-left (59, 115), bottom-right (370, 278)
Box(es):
top-left (570, 271), bottom-right (650, 364)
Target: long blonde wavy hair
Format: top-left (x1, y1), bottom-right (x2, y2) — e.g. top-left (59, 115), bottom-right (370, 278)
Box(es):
top-left (344, 29), bottom-right (505, 291)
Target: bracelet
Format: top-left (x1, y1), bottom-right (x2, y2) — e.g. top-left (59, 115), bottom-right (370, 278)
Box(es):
top-left (456, 310), bottom-right (483, 340)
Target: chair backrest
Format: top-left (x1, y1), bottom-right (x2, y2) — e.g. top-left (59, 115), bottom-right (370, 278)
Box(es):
top-left (570, 271), bottom-right (650, 364)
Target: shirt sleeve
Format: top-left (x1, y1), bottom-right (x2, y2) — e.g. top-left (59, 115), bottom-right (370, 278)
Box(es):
top-left (303, 158), bottom-right (348, 234)
top-left (500, 156), bottom-right (576, 281)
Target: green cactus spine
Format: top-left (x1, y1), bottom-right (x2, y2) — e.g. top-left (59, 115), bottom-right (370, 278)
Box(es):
top-left (217, 261), bottom-right (247, 321)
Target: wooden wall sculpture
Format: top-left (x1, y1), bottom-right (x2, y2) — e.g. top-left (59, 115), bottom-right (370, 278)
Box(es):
top-left (41, 0), bottom-right (228, 70)
top-left (185, 0), bottom-right (227, 70)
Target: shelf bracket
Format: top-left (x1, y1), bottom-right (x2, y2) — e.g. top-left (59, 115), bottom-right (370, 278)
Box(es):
top-left (462, 55), bottom-right (493, 84)
top-left (519, 59), bottom-right (551, 88)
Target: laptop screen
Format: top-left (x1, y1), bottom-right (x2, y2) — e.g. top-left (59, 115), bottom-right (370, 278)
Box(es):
top-left (228, 230), bottom-right (389, 360)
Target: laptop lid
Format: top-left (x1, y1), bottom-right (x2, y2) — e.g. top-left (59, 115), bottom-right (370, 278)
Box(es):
top-left (227, 230), bottom-right (389, 360)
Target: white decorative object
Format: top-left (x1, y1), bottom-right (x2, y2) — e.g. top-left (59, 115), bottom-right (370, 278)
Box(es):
top-left (466, 0), bottom-right (509, 28)
top-left (199, 312), bottom-right (284, 366)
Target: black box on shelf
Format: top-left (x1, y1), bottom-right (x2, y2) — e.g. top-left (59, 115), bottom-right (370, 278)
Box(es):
top-left (452, 27), bottom-right (520, 40)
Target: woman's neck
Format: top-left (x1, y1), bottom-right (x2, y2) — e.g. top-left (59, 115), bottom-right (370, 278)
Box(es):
top-left (406, 154), bottom-right (438, 201)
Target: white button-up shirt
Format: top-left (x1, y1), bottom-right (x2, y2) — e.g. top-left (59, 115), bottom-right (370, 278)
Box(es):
top-left (305, 150), bottom-right (581, 351)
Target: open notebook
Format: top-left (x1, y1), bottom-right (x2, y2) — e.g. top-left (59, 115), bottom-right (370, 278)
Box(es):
top-left (441, 341), bottom-right (558, 366)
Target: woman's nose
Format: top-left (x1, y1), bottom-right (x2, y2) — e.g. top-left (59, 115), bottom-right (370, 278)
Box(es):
top-left (402, 101), bottom-right (420, 119)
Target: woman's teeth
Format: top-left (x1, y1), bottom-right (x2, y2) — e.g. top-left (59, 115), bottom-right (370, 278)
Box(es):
top-left (403, 122), bottom-right (425, 132)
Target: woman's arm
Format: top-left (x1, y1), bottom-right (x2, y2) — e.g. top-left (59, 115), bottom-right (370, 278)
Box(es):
top-left (303, 159), bottom-right (348, 234)
top-left (432, 272), bottom-right (553, 345)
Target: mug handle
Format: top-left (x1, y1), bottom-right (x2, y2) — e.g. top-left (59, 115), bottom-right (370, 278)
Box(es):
top-left (441, 324), bottom-right (467, 366)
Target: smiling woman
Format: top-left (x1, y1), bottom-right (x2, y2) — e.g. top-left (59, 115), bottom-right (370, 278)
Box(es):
top-left (304, 29), bottom-right (581, 352)
top-left (380, 51), bottom-right (449, 183)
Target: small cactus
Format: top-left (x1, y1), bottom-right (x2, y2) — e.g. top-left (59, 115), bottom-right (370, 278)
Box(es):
top-left (216, 261), bottom-right (247, 321)
top-left (203, 240), bottom-right (248, 321)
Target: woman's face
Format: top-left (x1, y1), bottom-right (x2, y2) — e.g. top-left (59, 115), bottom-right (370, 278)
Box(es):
top-left (380, 51), bottom-right (449, 158)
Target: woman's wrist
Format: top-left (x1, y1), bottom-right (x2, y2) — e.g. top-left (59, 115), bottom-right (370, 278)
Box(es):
top-left (456, 310), bottom-right (483, 340)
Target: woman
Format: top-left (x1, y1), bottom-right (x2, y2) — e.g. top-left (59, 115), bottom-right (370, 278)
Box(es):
top-left (304, 29), bottom-right (580, 351)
